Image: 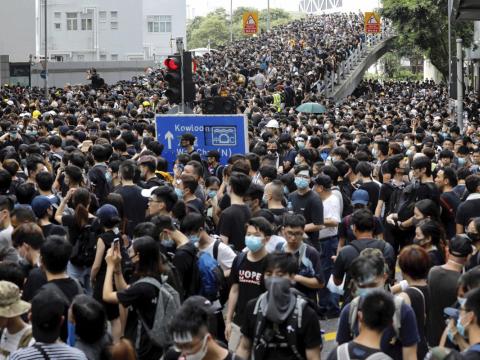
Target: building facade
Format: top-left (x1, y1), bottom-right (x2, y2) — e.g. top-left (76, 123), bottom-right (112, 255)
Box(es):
top-left (0, 0), bottom-right (186, 63)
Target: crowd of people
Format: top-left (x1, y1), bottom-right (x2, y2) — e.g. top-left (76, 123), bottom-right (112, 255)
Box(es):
top-left (0, 10), bottom-right (479, 360)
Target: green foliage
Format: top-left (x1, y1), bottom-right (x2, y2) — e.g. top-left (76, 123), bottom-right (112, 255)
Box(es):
top-left (187, 7), bottom-right (293, 50)
top-left (382, 0), bottom-right (473, 81)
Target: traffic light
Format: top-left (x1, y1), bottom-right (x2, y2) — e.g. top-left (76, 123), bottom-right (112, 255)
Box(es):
top-left (202, 96), bottom-right (237, 114)
top-left (163, 52), bottom-right (195, 105)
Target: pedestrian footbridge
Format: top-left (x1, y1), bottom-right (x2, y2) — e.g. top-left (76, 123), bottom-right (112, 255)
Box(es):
top-left (323, 32), bottom-right (397, 102)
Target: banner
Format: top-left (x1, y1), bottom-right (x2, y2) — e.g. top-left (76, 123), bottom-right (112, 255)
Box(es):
top-left (243, 11), bottom-right (259, 35)
top-left (364, 12), bottom-right (381, 33)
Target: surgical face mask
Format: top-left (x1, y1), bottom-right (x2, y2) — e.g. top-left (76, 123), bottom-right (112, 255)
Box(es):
top-left (372, 148), bottom-right (378, 158)
top-left (188, 234), bottom-right (200, 244)
top-left (355, 285), bottom-right (384, 297)
top-left (105, 171), bottom-right (112, 183)
top-left (458, 157), bottom-right (466, 167)
top-left (283, 186), bottom-right (289, 195)
top-left (183, 335), bottom-right (208, 360)
top-left (207, 190), bottom-right (217, 199)
top-left (161, 239), bottom-right (175, 248)
top-left (297, 141), bottom-right (305, 149)
top-left (406, 149), bottom-right (413, 157)
top-left (294, 177), bottom-right (309, 190)
top-left (175, 188), bottom-right (184, 199)
top-left (404, 140), bottom-right (412, 148)
top-left (456, 315), bottom-right (468, 338)
top-left (457, 297), bottom-right (467, 307)
top-left (262, 194), bottom-right (269, 204)
top-left (295, 156), bottom-right (302, 165)
top-left (245, 235), bottom-right (263, 253)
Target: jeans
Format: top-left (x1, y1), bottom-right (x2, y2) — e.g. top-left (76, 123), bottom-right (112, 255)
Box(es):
top-left (317, 236), bottom-right (340, 315)
top-left (67, 262), bottom-right (92, 295)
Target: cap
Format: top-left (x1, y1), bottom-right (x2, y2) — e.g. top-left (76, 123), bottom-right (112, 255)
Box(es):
top-left (449, 235), bottom-right (474, 257)
top-left (182, 295), bottom-right (220, 314)
top-left (141, 186), bottom-right (159, 198)
top-left (142, 101), bottom-right (151, 107)
top-left (266, 119), bottom-right (279, 129)
top-left (138, 155), bottom-right (157, 166)
top-left (31, 289), bottom-right (67, 343)
top-left (444, 307), bottom-right (460, 320)
top-left (352, 189), bottom-right (370, 206)
top-left (0, 281), bottom-right (31, 318)
top-left (96, 204), bottom-right (119, 225)
top-left (31, 196), bottom-right (53, 218)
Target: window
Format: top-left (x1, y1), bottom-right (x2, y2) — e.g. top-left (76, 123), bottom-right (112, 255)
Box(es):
top-left (147, 15), bottom-right (172, 33)
top-left (54, 12), bottom-right (61, 19)
top-left (81, 18), bottom-right (92, 30)
top-left (111, 54), bottom-right (118, 61)
top-left (110, 11), bottom-right (118, 19)
top-left (100, 54), bottom-right (107, 61)
top-left (66, 12), bottom-right (78, 30)
top-left (110, 21), bottom-right (118, 30)
top-left (99, 11), bottom-right (106, 22)
top-left (54, 23), bottom-right (61, 30)
top-left (77, 54), bottom-right (85, 61)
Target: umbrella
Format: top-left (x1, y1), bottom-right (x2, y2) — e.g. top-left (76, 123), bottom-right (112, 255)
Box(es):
top-left (295, 102), bottom-right (326, 114)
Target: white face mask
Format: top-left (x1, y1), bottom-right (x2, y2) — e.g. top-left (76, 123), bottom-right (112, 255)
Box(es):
top-left (184, 335), bottom-right (208, 360)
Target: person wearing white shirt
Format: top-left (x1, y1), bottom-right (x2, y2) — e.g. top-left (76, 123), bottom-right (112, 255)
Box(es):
top-left (313, 174), bottom-right (342, 317)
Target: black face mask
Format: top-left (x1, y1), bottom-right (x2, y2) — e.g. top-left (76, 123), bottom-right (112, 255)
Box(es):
top-left (467, 232), bottom-right (480, 242)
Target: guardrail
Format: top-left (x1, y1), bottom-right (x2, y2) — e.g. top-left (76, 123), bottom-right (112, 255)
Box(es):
top-left (321, 28), bottom-right (396, 97)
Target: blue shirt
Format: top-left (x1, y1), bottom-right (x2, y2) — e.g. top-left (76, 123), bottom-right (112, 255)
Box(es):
top-left (336, 301), bottom-right (420, 360)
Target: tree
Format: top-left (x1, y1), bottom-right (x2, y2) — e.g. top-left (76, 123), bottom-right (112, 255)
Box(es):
top-left (382, 0), bottom-right (473, 81)
top-left (187, 7), bottom-right (293, 49)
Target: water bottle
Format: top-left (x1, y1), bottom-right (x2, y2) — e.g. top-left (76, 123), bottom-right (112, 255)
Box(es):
top-left (287, 201), bottom-right (293, 214)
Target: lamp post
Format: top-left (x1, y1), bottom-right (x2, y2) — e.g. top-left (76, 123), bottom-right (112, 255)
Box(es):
top-left (44, 0), bottom-right (48, 100)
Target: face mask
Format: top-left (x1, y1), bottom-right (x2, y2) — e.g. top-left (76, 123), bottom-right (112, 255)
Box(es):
top-left (294, 177), bottom-right (309, 190)
top-left (295, 156), bottom-right (302, 165)
top-left (208, 190), bottom-right (217, 199)
top-left (262, 194), bottom-right (269, 204)
top-left (404, 141), bottom-right (412, 148)
top-left (406, 149), bottom-right (413, 156)
top-left (161, 239), bottom-right (175, 248)
top-left (175, 188), bottom-right (184, 199)
top-left (188, 234), bottom-right (200, 244)
top-left (283, 186), bottom-right (289, 195)
top-left (105, 171), bottom-right (112, 183)
top-left (467, 232), bottom-right (480, 242)
top-left (372, 148), bottom-right (378, 158)
top-left (458, 297), bottom-right (467, 307)
top-left (456, 315), bottom-right (467, 338)
top-left (297, 141), bottom-right (305, 149)
top-left (356, 285), bottom-right (384, 297)
top-left (412, 218), bottom-right (422, 227)
top-left (458, 157), bottom-right (466, 167)
top-left (184, 335), bottom-right (208, 360)
top-left (245, 235), bottom-right (263, 253)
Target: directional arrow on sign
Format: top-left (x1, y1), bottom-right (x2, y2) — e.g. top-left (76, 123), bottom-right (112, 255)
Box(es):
top-left (165, 131), bottom-right (174, 149)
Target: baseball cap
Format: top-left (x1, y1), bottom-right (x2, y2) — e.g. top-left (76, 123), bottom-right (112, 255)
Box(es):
top-left (31, 289), bottom-right (67, 343)
top-left (96, 204), bottom-right (120, 226)
top-left (352, 189), bottom-right (370, 206)
top-left (449, 235), bottom-right (474, 257)
top-left (31, 195), bottom-right (53, 218)
top-left (0, 281), bottom-right (31, 318)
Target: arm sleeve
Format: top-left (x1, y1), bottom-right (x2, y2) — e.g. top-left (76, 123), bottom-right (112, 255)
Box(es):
top-left (336, 304), bottom-right (353, 344)
top-left (332, 250), bottom-right (346, 280)
top-left (399, 304), bottom-right (420, 347)
top-left (230, 255), bottom-right (240, 285)
top-left (218, 243), bottom-right (237, 270)
top-left (311, 249), bottom-right (325, 285)
top-left (309, 196), bottom-right (324, 225)
top-left (302, 306), bottom-right (323, 348)
top-left (338, 218), bottom-right (347, 239)
top-left (218, 211), bottom-right (233, 238)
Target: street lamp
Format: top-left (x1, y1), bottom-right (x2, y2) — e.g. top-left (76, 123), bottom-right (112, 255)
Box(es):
top-left (44, 0), bottom-right (48, 100)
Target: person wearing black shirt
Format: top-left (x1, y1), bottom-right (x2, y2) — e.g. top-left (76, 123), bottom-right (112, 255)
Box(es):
top-left (178, 174), bottom-right (205, 215)
top-left (225, 218), bottom-right (269, 352)
top-left (218, 172), bottom-right (252, 251)
top-left (115, 161), bottom-right (148, 237)
top-left (166, 296), bottom-right (243, 360)
top-left (288, 166), bottom-right (324, 253)
top-left (356, 162), bottom-right (380, 214)
top-left (138, 155), bottom-right (165, 189)
top-left (435, 168), bottom-right (461, 240)
top-left (456, 174), bottom-right (480, 234)
top-left (237, 252), bottom-right (322, 360)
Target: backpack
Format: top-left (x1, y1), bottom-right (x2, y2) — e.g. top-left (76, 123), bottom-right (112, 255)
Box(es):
top-left (251, 293), bottom-right (308, 360)
top-left (70, 220), bottom-right (101, 267)
top-left (348, 295), bottom-right (404, 340)
top-left (338, 186), bottom-right (353, 217)
top-left (197, 241), bottom-right (227, 302)
top-left (134, 277), bottom-right (180, 349)
top-left (396, 182), bottom-right (437, 221)
top-left (88, 165), bottom-right (112, 204)
top-left (385, 182), bottom-right (406, 217)
top-left (212, 239), bottom-right (230, 305)
top-left (336, 343), bottom-right (393, 360)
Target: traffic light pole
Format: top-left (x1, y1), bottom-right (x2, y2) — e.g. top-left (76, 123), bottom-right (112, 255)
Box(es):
top-left (176, 38), bottom-right (185, 114)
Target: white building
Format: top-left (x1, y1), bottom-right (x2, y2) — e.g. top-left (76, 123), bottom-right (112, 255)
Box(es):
top-left (298, 0), bottom-right (380, 14)
top-left (0, 0), bottom-right (186, 63)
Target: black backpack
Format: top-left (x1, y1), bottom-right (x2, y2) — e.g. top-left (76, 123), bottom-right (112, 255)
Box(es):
top-left (395, 182), bottom-right (437, 221)
top-left (70, 220), bottom-right (101, 267)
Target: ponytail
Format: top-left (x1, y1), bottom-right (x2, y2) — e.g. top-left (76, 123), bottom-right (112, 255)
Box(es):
top-left (75, 203), bottom-right (89, 229)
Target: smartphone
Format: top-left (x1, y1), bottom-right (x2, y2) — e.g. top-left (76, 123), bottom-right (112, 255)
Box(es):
top-left (113, 238), bottom-right (120, 248)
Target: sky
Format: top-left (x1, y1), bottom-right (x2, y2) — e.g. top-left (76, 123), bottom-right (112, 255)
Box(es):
top-left (186, 0), bottom-right (300, 19)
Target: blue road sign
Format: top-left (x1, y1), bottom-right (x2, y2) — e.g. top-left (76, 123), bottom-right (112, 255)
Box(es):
top-left (155, 114), bottom-right (248, 172)
top-left (40, 70), bottom-right (47, 79)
